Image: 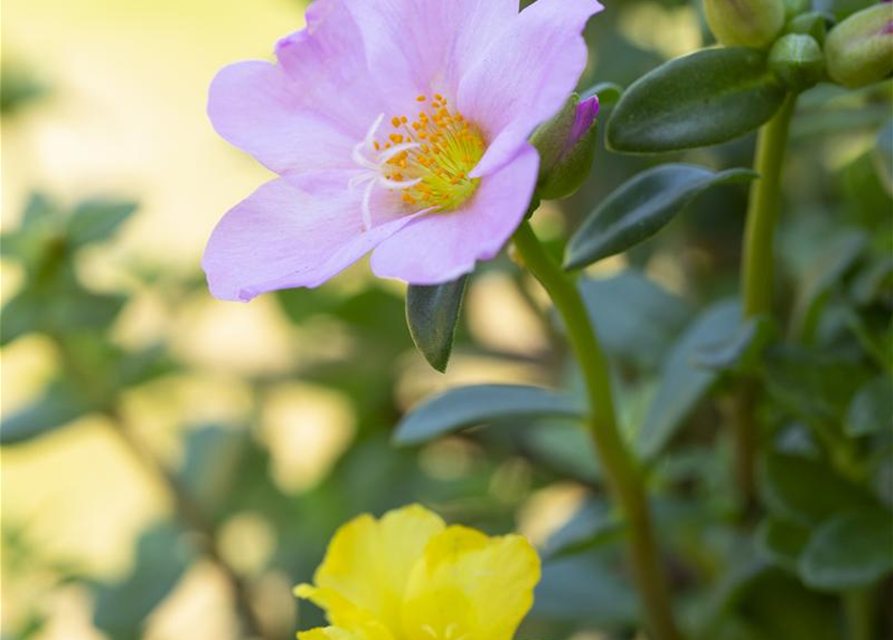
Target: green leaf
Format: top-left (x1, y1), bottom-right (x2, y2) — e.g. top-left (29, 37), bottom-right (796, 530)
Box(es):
top-left (760, 453), bottom-right (877, 526)
top-left (67, 199), bottom-right (137, 247)
top-left (637, 300), bottom-right (740, 460)
top-left (756, 518), bottom-right (811, 572)
top-left (799, 508), bottom-right (893, 591)
top-left (533, 554), bottom-right (639, 626)
top-left (393, 384), bottom-right (583, 446)
top-left (873, 118), bottom-right (893, 196)
top-left (581, 81), bottom-right (624, 105)
top-left (606, 47), bottom-right (787, 153)
top-left (93, 522), bottom-right (194, 640)
top-left (544, 500), bottom-right (623, 558)
top-left (712, 567), bottom-right (843, 640)
top-left (763, 346), bottom-right (871, 423)
top-left (405, 275), bottom-right (468, 372)
top-left (846, 376), bottom-right (893, 437)
top-left (0, 380), bottom-right (92, 446)
top-left (792, 229), bottom-right (868, 342)
top-left (566, 164), bottom-right (756, 268)
top-left (578, 270), bottom-right (691, 370)
top-left (693, 315), bottom-right (777, 372)
top-left (180, 426), bottom-right (247, 521)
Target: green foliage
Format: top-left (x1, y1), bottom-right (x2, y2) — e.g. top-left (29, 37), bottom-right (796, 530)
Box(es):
top-left (5, 1), bottom-right (892, 637)
top-left (799, 508), bottom-right (893, 591)
top-left (637, 301), bottom-right (741, 460)
top-left (405, 275), bottom-right (468, 372)
top-left (92, 523), bottom-right (195, 640)
top-left (393, 384), bottom-right (583, 446)
top-left (607, 48), bottom-right (787, 153)
top-left (565, 164), bottom-right (756, 269)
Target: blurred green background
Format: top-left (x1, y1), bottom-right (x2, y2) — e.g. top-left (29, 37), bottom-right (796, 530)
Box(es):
top-left (2, 0), bottom-right (891, 639)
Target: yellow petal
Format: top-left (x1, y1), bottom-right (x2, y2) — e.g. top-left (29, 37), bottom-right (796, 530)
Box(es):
top-left (297, 625), bottom-right (394, 640)
top-left (402, 526), bottom-right (541, 640)
top-left (299, 504), bottom-right (445, 630)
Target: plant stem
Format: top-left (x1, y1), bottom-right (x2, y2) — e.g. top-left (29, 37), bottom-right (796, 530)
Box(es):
top-left (845, 589), bottom-right (873, 640)
top-left (735, 93), bottom-right (797, 511)
top-left (741, 93), bottom-right (797, 318)
top-left (52, 336), bottom-right (270, 638)
top-left (512, 221), bottom-right (682, 640)
top-left (106, 416), bottom-right (270, 640)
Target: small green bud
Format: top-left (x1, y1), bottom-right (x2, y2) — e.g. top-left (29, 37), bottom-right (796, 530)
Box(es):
top-left (782, 0), bottom-right (811, 19)
top-left (705, 0), bottom-right (786, 49)
top-left (788, 11), bottom-right (834, 44)
top-left (531, 93), bottom-right (599, 201)
top-left (770, 33), bottom-right (826, 90)
top-left (825, 3), bottom-right (893, 88)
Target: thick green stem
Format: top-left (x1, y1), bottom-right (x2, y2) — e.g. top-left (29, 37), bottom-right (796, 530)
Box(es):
top-left (741, 93), bottom-right (797, 317)
top-left (512, 221), bottom-right (682, 640)
top-left (845, 589), bottom-right (873, 640)
top-left (736, 93), bottom-right (797, 511)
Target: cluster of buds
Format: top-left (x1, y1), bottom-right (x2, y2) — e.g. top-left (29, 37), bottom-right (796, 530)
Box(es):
top-left (704, 0), bottom-right (892, 90)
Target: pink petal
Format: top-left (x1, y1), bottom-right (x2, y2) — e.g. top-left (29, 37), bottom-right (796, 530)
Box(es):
top-left (208, 61), bottom-right (356, 174)
top-left (202, 172), bottom-right (413, 301)
top-left (342, 0), bottom-right (518, 107)
top-left (274, 0), bottom-right (392, 137)
top-left (369, 144), bottom-right (540, 285)
top-left (459, 0), bottom-right (604, 178)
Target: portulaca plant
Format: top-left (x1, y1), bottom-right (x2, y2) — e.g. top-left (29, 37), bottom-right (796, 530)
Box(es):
top-left (2, 0), bottom-right (889, 638)
top-left (199, 0), bottom-right (892, 639)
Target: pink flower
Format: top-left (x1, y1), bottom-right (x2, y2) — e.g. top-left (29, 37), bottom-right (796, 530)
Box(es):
top-left (204, 0), bottom-right (603, 301)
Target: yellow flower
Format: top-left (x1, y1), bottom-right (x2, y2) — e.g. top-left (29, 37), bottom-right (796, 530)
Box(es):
top-left (295, 504), bottom-right (542, 640)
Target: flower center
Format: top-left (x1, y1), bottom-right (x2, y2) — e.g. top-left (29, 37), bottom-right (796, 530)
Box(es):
top-left (373, 94), bottom-right (485, 212)
top-left (351, 94), bottom-right (487, 230)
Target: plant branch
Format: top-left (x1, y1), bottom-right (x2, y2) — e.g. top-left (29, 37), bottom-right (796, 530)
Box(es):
top-left (512, 220), bottom-right (683, 640)
top-left (735, 93), bottom-right (797, 512)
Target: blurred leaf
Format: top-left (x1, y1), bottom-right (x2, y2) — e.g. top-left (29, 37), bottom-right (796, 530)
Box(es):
top-left (565, 165), bottom-right (756, 268)
top-left (708, 567), bottom-right (843, 640)
top-left (846, 376), bottom-right (893, 437)
top-left (93, 522), bottom-right (194, 640)
top-left (180, 426), bottom-right (248, 520)
top-left (793, 229), bottom-right (868, 342)
top-left (763, 346), bottom-right (871, 423)
top-left (694, 315), bottom-right (777, 372)
top-left (799, 508), bottom-right (893, 591)
top-left (637, 300), bottom-right (740, 460)
top-left (532, 553), bottom-right (639, 627)
top-left (756, 518), bottom-right (810, 572)
top-left (1, 59), bottom-right (47, 115)
top-left (67, 199), bottom-right (137, 247)
top-left (760, 453), bottom-right (877, 526)
top-left (405, 275), bottom-right (468, 372)
top-left (524, 421), bottom-right (600, 483)
top-left (393, 384), bottom-right (583, 446)
top-left (117, 345), bottom-right (177, 388)
top-left (578, 270), bottom-right (691, 370)
top-left (873, 118), bottom-right (893, 195)
top-left (0, 380), bottom-right (92, 446)
top-left (543, 500), bottom-right (623, 558)
top-left (607, 48), bottom-right (786, 153)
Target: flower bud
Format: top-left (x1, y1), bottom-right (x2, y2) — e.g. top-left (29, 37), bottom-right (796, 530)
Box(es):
top-left (782, 0), bottom-right (810, 20)
top-left (705, 0), bottom-right (786, 49)
top-left (825, 3), bottom-right (893, 88)
top-left (787, 11), bottom-right (832, 45)
top-left (770, 33), bottom-right (826, 90)
top-left (531, 93), bottom-right (599, 200)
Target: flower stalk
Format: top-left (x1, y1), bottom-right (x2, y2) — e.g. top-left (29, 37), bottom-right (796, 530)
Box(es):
top-left (736, 93), bottom-right (797, 509)
top-left (512, 220), bottom-right (682, 640)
